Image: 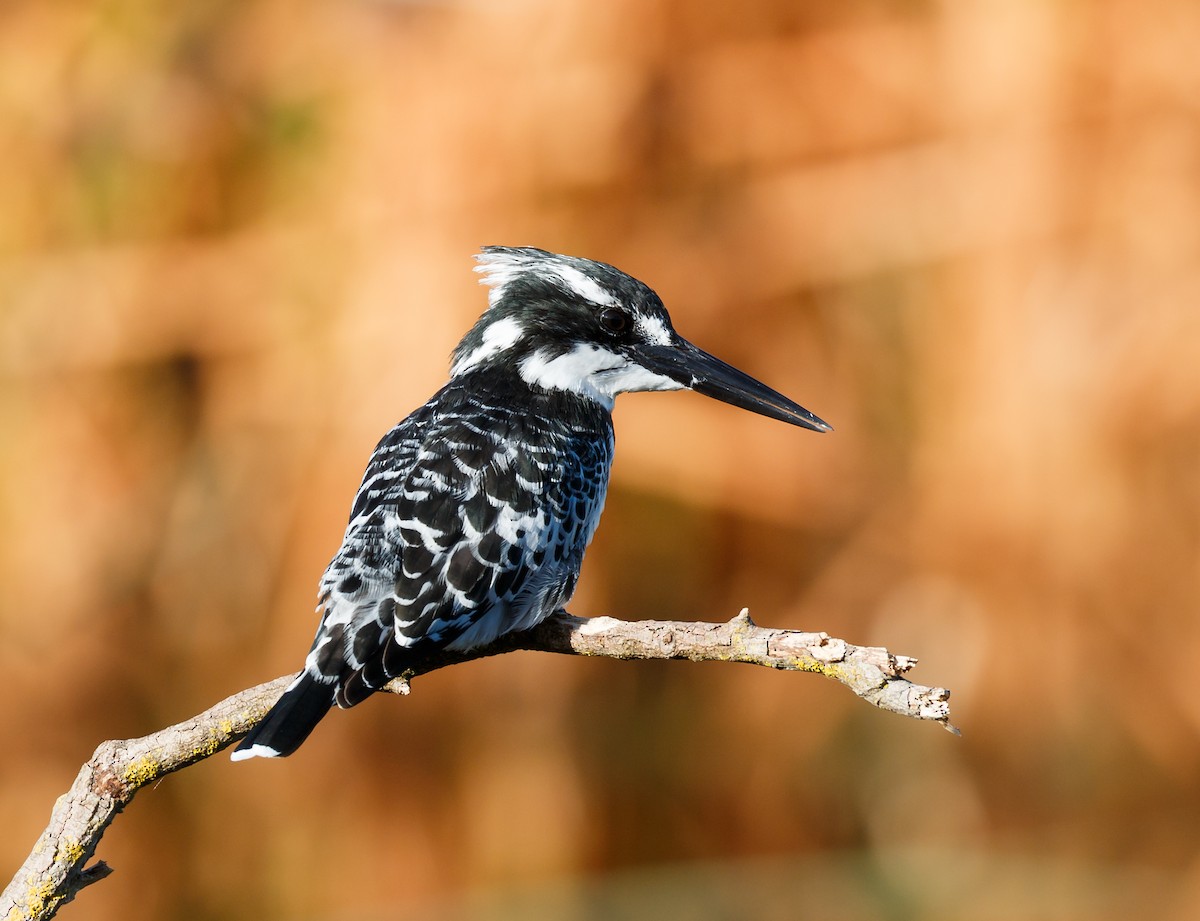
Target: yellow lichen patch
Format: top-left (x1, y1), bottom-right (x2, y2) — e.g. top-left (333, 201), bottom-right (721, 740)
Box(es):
top-left (189, 732), bottom-right (223, 759)
top-left (24, 879), bottom-right (61, 918)
top-left (58, 838), bottom-right (84, 866)
top-left (122, 756), bottom-right (160, 788)
top-left (726, 625), bottom-right (756, 661)
top-left (781, 656), bottom-right (848, 683)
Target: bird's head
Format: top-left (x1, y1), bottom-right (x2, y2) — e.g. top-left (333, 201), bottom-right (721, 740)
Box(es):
top-left (450, 246), bottom-right (831, 432)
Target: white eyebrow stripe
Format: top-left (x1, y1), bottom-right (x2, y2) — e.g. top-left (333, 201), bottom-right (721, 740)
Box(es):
top-left (636, 314), bottom-right (673, 346)
top-left (551, 265), bottom-right (618, 307)
top-left (474, 250), bottom-right (621, 308)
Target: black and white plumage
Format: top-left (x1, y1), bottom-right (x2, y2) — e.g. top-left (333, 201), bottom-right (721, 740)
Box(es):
top-left (232, 246), bottom-right (830, 760)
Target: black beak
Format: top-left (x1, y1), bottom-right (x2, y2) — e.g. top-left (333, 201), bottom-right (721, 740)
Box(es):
top-left (638, 336), bottom-right (832, 432)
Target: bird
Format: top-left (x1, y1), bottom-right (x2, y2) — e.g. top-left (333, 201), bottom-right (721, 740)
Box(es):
top-left (231, 246), bottom-right (830, 761)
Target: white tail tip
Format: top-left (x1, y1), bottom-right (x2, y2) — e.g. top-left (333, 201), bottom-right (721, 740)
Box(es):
top-left (229, 743), bottom-right (282, 762)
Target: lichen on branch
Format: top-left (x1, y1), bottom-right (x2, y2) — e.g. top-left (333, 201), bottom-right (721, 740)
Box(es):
top-left (1, 609), bottom-right (952, 921)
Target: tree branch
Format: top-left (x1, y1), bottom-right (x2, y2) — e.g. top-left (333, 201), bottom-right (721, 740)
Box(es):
top-left (1, 609), bottom-right (953, 921)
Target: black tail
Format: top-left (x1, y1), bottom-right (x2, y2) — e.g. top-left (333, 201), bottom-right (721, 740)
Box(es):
top-left (231, 672), bottom-right (335, 761)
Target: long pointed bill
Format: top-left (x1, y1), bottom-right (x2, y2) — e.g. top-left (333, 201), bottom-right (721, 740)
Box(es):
top-left (638, 337), bottom-right (832, 432)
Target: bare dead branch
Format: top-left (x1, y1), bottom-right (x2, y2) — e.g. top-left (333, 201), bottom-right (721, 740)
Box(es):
top-left (1, 609), bottom-right (953, 921)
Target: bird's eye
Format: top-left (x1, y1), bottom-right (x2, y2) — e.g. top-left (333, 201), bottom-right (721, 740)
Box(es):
top-left (599, 308), bottom-right (630, 335)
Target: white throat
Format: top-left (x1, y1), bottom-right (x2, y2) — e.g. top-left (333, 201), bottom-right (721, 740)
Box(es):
top-left (518, 344), bottom-right (683, 409)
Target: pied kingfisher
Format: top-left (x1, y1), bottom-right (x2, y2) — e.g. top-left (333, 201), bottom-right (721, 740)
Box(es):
top-left (232, 246), bottom-right (830, 760)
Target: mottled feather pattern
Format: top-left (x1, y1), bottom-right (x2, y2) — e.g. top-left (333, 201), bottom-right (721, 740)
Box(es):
top-left (306, 374), bottom-right (614, 709)
top-left (231, 246), bottom-right (828, 761)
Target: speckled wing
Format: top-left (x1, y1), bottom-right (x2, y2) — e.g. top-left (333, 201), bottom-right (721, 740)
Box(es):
top-left (305, 382), bottom-right (614, 709)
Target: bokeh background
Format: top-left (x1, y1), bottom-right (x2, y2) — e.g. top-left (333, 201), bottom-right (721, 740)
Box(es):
top-left (2, 1), bottom-right (1199, 919)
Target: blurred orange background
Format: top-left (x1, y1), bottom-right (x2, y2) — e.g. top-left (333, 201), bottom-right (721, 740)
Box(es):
top-left (2, 1), bottom-right (1199, 919)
